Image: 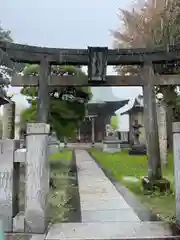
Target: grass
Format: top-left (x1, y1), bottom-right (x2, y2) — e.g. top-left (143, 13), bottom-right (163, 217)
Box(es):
top-left (49, 149), bottom-right (72, 162)
top-left (48, 149), bottom-right (79, 224)
top-left (89, 149), bottom-right (175, 223)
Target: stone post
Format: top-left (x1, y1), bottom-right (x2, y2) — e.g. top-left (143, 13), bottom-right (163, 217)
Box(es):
top-left (91, 117), bottom-right (95, 147)
top-left (0, 119), bottom-right (3, 139)
top-left (37, 57), bottom-right (50, 123)
top-left (25, 123), bottom-right (50, 233)
top-left (142, 62), bottom-right (162, 181)
top-left (2, 102), bottom-right (15, 139)
top-left (156, 100), bottom-right (168, 166)
top-left (0, 139), bottom-right (20, 232)
top-left (173, 122), bottom-right (180, 224)
top-left (64, 137), bottom-right (67, 148)
top-left (78, 126), bottom-right (81, 142)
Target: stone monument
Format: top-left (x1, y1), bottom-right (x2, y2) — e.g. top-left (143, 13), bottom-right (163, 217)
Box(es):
top-left (2, 102), bottom-right (15, 139)
top-left (103, 124), bottom-right (121, 153)
top-left (132, 120), bottom-right (142, 145)
top-left (129, 120), bottom-right (146, 155)
top-left (156, 93), bottom-right (168, 166)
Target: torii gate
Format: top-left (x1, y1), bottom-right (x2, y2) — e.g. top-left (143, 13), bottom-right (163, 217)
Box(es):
top-left (0, 41), bottom-right (180, 190)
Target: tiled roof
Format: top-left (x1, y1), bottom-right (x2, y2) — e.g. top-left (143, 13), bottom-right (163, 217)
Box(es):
top-left (89, 87), bottom-right (128, 103)
top-left (120, 94), bottom-right (144, 115)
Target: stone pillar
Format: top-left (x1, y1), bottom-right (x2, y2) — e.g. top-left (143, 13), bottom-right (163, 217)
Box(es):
top-left (37, 57), bottom-right (50, 123)
top-left (25, 123), bottom-right (50, 233)
top-left (64, 137), bottom-right (67, 148)
top-left (2, 102), bottom-right (15, 139)
top-left (157, 100), bottom-right (168, 166)
top-left (0, 119), bottom-right (3, 139)
top-left (91, 117), bottom-right (95, 147)
top-left (0, 139), bottom-right (20, 232)
top-left (173, 122), bottom-right (180, 224)
top-left (142, 62), bottom-right (162, 181)
top-left (78, 127), bottom-right (81, 142)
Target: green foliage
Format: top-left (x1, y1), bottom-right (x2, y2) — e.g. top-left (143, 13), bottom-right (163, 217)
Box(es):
top-left (20, 102), bottom-right (36, 123)
top-left (110, 115), bottom-right (120, 130)
top-left (50, 149), bottom-right (72, 162)
top-left (21, 65), bottom-right (92, 100)
top-left (0, 23), bottom-right (12, 95)
top-left (20, 65), bottom-right (92, 138)
top-left (113, 0), bottom-right (180, 107)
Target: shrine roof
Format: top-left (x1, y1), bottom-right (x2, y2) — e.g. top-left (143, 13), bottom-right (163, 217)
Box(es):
top-left (87, 87), bottom-right (129, 116)
top-left (89, 87), bottom-right (125, 103)
top-left (0, 94), bottom-right (11, 105)
top-left (121, 95), bottom-right (144, 115)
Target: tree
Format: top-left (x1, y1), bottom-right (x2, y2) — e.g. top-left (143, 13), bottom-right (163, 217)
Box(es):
top-left (20, 64), bottom-right (92, 139)
top-left (112, 0), bottom-right (180, 150)
top-left (0, 23), bottom-right (13, 97)
top-left (110, 115), bottom-right (120, 130)
top-left (0, 24), bottom-right (12, 42)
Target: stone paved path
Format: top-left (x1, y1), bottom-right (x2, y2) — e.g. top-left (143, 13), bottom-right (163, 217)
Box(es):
top-left (76, 149), bottom-right (140, 223)
top-left (46, 150), bottom-right (179, 239)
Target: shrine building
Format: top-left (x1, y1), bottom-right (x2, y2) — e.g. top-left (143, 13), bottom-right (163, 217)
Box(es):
top-left (76, 87), bottom-right (129, 143)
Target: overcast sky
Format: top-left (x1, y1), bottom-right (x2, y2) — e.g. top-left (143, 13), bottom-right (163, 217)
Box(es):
top-left (0, 0), bottom-right (143, 130)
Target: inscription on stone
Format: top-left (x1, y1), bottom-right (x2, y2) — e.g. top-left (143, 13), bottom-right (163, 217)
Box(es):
top-left (88, 47), bottom-right (108, 82)
top-left (2, 103), bottom-right (15, 139)
top-left (0, 170), bottom-right (12, 201)
top-left (25, 123), bottom-right (49, 233)
top-left (26, 134), bottom-right (48, 212)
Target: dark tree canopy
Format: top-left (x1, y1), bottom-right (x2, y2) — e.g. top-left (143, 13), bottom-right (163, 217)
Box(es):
top-left (20, 64), bottom-right (92, 139)
top-left (0, 23), bottom-right (13, 99)
top-left (0, 23), bottom-right (12, 42)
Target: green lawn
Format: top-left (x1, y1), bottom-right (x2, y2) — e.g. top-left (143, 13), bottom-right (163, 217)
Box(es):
top-left (50, 149), bottom-right (72, 162)
top-left (89, 149), bottom-right (175, 223)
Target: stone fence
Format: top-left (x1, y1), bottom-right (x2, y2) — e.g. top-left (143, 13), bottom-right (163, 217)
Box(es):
top-left (0, 123), bottom-right (59, 234)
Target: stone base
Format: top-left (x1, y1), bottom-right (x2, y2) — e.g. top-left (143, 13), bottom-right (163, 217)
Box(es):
top-left (103, 143), bottom-right (121, 153)
top-left (128, 144), bottom-right (146, 156)
top-left (13, 211), bottom-right (25, 232)
top-left (142, 177), bottom-right (171, 192)
top-left (103, 136), bottom-right (121, 153)
top-left (103, 147), bottom-right (121, 153)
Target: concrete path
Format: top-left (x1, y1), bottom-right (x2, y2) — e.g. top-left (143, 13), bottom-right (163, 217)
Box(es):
top-left (46, 150), bottom-right (178, 239)
top-left (76, 149), bottom-right (140, 223)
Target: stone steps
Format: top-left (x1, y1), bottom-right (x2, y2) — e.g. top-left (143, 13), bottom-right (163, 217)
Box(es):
top-left (46, 222), bottom-right (180, 240)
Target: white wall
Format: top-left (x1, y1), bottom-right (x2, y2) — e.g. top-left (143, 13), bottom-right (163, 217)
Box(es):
top-left (118, 114), bottom-right (129, 131)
